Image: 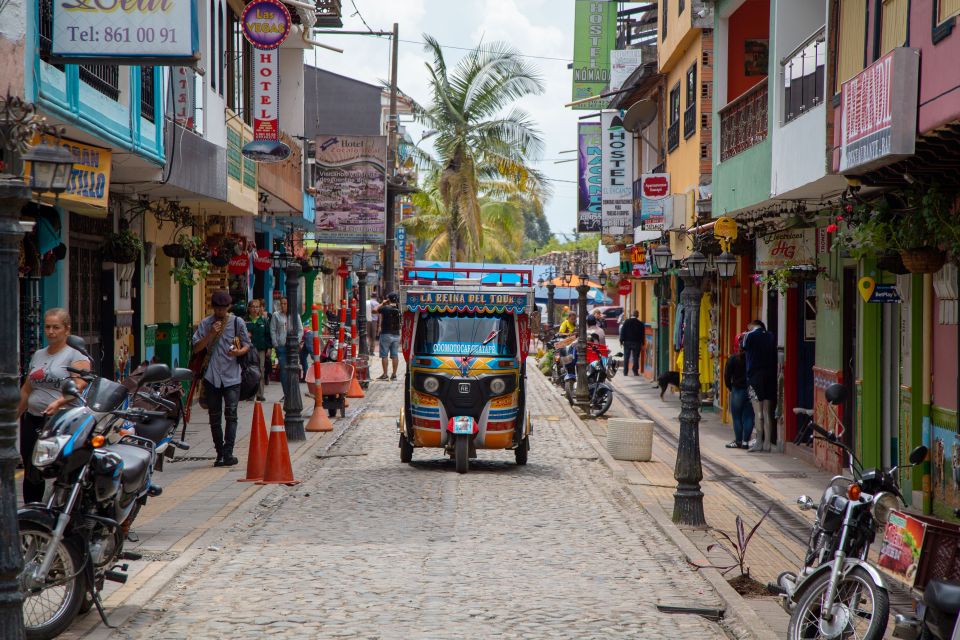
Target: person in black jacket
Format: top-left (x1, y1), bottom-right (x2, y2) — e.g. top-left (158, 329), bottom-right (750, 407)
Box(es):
top-left (619, 310), bottom-right (646, 376)
top-left (741, 320), bottom-right (778, 452)
top-left (723, 337), bottom-right (755, 449)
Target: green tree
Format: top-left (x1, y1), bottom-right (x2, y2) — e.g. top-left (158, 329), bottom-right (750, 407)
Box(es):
top-left (415, 34), bottom-right (547, 265)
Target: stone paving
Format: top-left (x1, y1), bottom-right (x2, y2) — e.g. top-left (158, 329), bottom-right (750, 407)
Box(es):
top-left (99, 360), bottom-right (729, 640)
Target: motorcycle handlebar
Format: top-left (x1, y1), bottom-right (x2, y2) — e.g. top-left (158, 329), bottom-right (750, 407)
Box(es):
top-left (137, 391), bottom-right (177, 412)
top-left (113, 408), bottom-right (168, 421)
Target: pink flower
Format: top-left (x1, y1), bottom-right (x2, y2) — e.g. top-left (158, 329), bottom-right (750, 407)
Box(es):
top-left (826, 223), bottom-right (838, 233)
top-left (836, 215), bottom-right (845, 222)
top-left (845, 204), bottom-right (854, 213)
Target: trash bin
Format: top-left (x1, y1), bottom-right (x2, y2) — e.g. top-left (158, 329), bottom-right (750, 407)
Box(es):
top-left (606, 418), bottom-right (653, 461)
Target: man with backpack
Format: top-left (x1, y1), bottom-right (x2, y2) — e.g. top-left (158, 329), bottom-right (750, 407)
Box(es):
top-left (192, 290), bottom-right (252, 467)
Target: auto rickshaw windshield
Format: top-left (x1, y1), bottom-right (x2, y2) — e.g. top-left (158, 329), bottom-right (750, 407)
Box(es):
top-left (414, 312), bottom-right (517, 357)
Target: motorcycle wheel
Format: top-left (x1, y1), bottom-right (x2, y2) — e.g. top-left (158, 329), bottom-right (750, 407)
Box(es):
top-left (454, 434), bottom-right (469, 474)
top-left (590, 387), bottom-right (613, 417)
top-left (787, 567), bottom-right (889, 640)
top-left (19, 521), bottom-right (86, 640)
top-left (564, 380), bottom-right (574, 406)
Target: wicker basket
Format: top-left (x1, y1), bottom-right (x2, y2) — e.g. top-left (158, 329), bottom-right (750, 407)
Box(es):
top-left (606, 418), bottom-right (653, 461)
top-left (900, 247), bottom-right (947, 274)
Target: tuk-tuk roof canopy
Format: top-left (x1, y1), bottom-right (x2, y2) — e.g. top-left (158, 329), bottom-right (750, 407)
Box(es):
top-left (404, 291), bottom-right (529, 315)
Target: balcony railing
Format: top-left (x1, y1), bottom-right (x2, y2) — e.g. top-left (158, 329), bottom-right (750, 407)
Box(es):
top-left (141, 67), bottom-right (155, 122)
top-left (667, 120), bottom-right (680, 152)
top-left (719, 79), bottom-right (768, 162)
top-left (79, 64), bottom-right (121, 101)
top-left (315, 0), bottom-right (343, 27)
top-left (683, 105), bottom-right (696, 139)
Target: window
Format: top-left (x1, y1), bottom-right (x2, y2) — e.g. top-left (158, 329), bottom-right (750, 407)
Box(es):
top-left (210, 0), bottom-right (216, 91)
top-left (835, 0), bottom-right (867, 93)
top-left (679, 0), bottom-right (685, 14)
top-left (880, 0), bottom-right (908, 53)
top-left (414, 313), bottom-right (517, 358)
top-left (783, 35), bottom-right (825, 123)
top-left (684, 63), bottom-right (697, 138)
top-left (227, 8), bottom-right (252, 125)
top-left (218, 2), bottom-right (225, 96)
top-left (140, 66), bottom-right (155, 122)
top-left (941, 0), bottom-right (960, 22)
top-left (662, 0), bottom-right (668, 40)
top-left (668, 82), bottom-right (680, 151)
top-left (79, 65), bottom-right (120, 101)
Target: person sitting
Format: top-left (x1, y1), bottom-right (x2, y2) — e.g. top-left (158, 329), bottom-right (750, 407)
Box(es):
top-left (558, 312), bottom-right (577, 335)
top-left (586, 315), bottom-right (605, 342)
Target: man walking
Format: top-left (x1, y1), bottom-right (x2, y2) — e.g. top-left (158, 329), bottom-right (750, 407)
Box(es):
top-left (723, 336), bottom-right (755, 449)
top-left (270, 297), bottom-right (302, 387)
top-left (366, 293), bottom-right (380, 355)
top-left (192, 290), bottom-right (252, 467)
top-left (375, 292), bottom-right (402, 381)
top-left (619, 310), bottom-right (645, 376)
top-left (741, 320), bottom-right (777, 452)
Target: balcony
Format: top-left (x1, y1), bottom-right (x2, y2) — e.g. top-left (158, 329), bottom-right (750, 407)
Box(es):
top-left (315, 0), bottom-right (343, 27)
top-left (683, 105), bottom-right (696, 139)
top-left (719, 79), bottom-right (768, 162)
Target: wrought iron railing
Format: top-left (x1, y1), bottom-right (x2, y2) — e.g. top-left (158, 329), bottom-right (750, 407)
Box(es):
top-left (719, 79), bottom-right (768, 162)
top-left (667, 120), bottom-right (680, 152)
top-left (79, 64), bottom-right (120, 101)
top-left (315, 0), bottom-right (343, 26)
top-left (683, 105), bottom-right (696, 139)
top-left (37, 0), bottom-right (64, 70)
top-left (141, 67), bottom-right (155, 122)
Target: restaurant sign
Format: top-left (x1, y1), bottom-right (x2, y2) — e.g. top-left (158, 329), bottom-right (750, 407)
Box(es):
top-left (600, 110), bottom-right (634, 244)
top-left (755, 228), bottom-right (816, 270)
top-left (52, 0), bottom-right (199, 63)
top-left (839, 48), bottom-right (919, 174)
top-left (24, 134), bottom-right (111, 211)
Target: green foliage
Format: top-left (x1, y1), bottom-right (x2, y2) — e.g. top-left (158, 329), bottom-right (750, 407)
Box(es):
top-left (170, 235), bottom-right (210, 286)
top-left (531, 233), bottom-right (601, 256)
top-left (538, 350), bottom-right (555, 376)
top-left (691, 507), bottom-right (771, 577)
top-left (103, 229), bottom-right (143, 262)
top-left (753, 268), bottom-right (792, 295)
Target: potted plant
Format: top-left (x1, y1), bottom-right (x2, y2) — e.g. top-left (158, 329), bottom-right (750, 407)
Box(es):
top-left (319, 260), bottom-right (334, 275)
top-left (102, 229), bottom-right (143, 264)
top-left (169, 235), bottom-right (211, 286)
top-left (891, 185), bottom-right (953, 273)
top-left (162, 242), bottom-right (185, 258)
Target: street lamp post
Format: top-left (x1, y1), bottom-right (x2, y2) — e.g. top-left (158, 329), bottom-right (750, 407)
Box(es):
top-left (272, 243), bottom-right (305, 441)
top-left (356, 253), bottom-right (369, 358)
top-left (0, 93), bottom-right (75, 639)
top-left (575, 261), bottom-right (591, 410)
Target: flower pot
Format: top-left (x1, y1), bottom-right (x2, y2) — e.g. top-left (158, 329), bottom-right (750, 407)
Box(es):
top-left (900, 247), bottom-right (947, 274)
top-left (162, 243), bottom-right (185, 258)
top-left (211, 253), bottom-right (229, 267)
top-left (877, 253), bottom-right (909, 275)
top-left (104, 246), bottom-right (139, 264)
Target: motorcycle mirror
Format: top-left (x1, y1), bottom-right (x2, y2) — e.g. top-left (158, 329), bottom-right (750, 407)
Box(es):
top-left (61, 379), bottom-right (80, 398)
top-left (66, 335), bottom-right (92, 359)
top-left (909, 445), bottom-right (929, 466)
top-left (796, 495), bottom-right (816, 511)
top-left (139, 363), bottom-right (172, 385)
top-left (824, 383), bottom-right (846, 405)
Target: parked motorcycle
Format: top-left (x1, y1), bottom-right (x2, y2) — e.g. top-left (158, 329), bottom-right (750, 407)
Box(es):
top-left (562, 343), bottom-right (621, 417)
top-left (771, 382), bottom-right (928, 640)
top-left (18, 337), bottom-right (190, 639)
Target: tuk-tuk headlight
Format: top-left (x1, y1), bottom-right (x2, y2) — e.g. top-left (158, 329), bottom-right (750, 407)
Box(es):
top-left (422, 376), bottom-right (440, 394)
top-left (489, 377), bottom-right (507, 395)
top-left (33, 435), bottom-right (70, 468)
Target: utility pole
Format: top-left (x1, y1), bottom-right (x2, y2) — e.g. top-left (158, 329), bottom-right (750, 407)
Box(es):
top-left (383, 22), bottom-right (400, 296)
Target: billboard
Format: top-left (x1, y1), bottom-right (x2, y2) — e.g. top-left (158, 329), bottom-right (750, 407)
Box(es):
top-left (577, 122), bottom-right (602, 233)
top-left (610, 49), bottom-right (643, 92)
top-left (314, 135), bottom-right (388, 244)
top-left (572, 0), bottom-right (617, 110)
top-left (52, 0), bottom-right (198, 63)
top-left (601, 110), bottom-right (634, 243)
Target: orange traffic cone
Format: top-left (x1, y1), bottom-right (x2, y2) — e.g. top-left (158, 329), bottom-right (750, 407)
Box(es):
top-left (346, 364), bottom-right (364, 399)
top-left (271, 402), bottom-right (284, 427)
top-left (257, 403), bottom-right (300, 486)
top-left (306, 382), bottom-right (334, 433)
top-left (238, 402), bottom-right (269, 482)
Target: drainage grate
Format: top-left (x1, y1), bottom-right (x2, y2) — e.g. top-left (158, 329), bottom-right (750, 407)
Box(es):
top-left (765, 471), bottom-right (808, 479)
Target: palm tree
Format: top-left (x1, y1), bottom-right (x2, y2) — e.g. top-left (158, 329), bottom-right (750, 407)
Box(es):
top-left (415, 34), bottom-right (548, 265)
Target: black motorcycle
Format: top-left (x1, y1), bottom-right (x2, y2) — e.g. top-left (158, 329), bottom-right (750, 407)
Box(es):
top-left (562, 343), bottom-right (621, 417)
top-left (771, 382), bottom-right (927, 640)
top-left (18, 338), bottom-right (191, 639)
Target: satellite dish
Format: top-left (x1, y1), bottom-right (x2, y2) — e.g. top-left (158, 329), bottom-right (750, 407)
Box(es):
top-left (622, 99), bottom-right (658, 133)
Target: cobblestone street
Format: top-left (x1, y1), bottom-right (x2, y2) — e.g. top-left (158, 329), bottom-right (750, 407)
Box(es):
top-left (98, 362), bottom-right (729, 639)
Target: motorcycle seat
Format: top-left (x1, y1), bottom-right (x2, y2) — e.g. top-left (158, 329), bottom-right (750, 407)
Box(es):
top-left (924, 580), bottom-right (960, 616)
top-left (134, 417), bottom-right (175, 446)
top-left (104, 443), bottom-right (151, 495)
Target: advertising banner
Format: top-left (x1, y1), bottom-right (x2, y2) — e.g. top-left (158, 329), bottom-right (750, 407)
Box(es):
top-left (572, 0), bottom-right (616, 110)
top-left (755, 228), bottom-right (817, 270)
top-left (252, 49), bottom-right (280, 141)
top-left (601, 110), bottom-right (634, 243)
top-left (172, 67), bottom-right (195, 129)
top-left (405, 292), bottom-right (528, 314)
top-left (314, 135), bottom-right (388, 244)
top-left (397, 224), bottom-right (407, 268)
top-left (639, 173), bottom-right (669, 231)
top-left (25, 134), bottom-right (111, 210)
top-left (241, 0), bottom-right (292, 49)
top-left (577, 122), bottom-right (602, 233)
top-left (610, 49), bottom-right (643, 92)
top-left (52, 0), bottom-right (198, 63)
top-left (878, 510), bottom-right (926, 585)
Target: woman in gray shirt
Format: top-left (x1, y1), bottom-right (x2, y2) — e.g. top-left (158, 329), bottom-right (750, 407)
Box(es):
top-left (17, 308), bottom-right (91, 503)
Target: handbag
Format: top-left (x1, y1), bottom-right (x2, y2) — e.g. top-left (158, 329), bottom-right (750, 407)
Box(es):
top-left (188, 318), bottom-right (229, 411)
top-left (234, 317), bottom-right (261, 401)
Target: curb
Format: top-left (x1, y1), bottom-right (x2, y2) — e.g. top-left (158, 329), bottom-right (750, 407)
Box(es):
top-left (79, 407), bottom-right (363, 639)
top-left (540, 368), bottom-right (779, 640)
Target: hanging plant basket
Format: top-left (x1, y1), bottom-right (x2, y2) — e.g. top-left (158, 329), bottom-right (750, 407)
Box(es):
top-left (319, 264), bottom-right (334, 275)
top-left (877, 252), bottom-right (909, 275)
top-left (162, 243), bottom-right (185, 258)
top-left (102, 230), bottom-right (143, 264)
top-left (900, 247), bottom-right (946, 274)
top-left (210, 252), bottom-right (230, 267)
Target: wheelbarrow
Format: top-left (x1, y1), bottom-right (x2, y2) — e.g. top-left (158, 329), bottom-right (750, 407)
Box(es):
top-left (305, 361), bottom-right (354, 418)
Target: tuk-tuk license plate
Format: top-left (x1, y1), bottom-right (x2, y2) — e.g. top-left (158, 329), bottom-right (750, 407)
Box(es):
top-left (452, 417), bottom-right (475, 434)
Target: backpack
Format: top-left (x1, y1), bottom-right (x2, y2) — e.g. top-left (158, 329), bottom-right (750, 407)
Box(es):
top-left (234, 317), bottom-right (261, 401)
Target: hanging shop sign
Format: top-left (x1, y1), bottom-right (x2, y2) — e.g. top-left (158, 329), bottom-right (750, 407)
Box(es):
top-left (601, 110), bottom-right (634, 244)
top-left (228, 253), bottom-right (250, 275)
top-left (755, 228), bottom-right (816, 271)
top-left (52, 0), bottom-right (199, 64)
top-left (252, 249), bottom-right (272, 270)
top-left (172, 66), bottom-right (195, 129)
top-left (858, 277), bottom-right (902, 304)
top-left (577, 122), bottom-right (602, 233)
top-left (571, 0), bottom-right (617, 110)
top-left (251, 49), bottom-right (280, 141)
top-left (313, 134), bottom-right (388, 245)
top-left (397, 224), bottom-right (407, 268)
top-left (610, 49), bottom-right (643, 92)
top-left (839, 47), bottom-right (919, 174)
top-left (241, 0), bottom-right (292, 49)
top-left (24, 134), bottom-right (111, 211)
top-left (639, 173), bottom-right (669, 231)
top-left (617, 278), bottom-right (632, 295)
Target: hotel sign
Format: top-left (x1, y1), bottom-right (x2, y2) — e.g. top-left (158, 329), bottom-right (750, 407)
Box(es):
top-left (839, 48), bottom-right (919, 174)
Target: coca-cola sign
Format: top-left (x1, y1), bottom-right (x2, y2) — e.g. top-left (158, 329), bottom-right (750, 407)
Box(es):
top-left (228, 254), bottom-right (250, 275)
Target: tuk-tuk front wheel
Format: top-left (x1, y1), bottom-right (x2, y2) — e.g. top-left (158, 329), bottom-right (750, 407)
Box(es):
top-left (399, 434), bottom-right (413, 463)
top-left (454, 435), bottom-right (470, 474)
top-left (515, 437), bottom-right (529, 466)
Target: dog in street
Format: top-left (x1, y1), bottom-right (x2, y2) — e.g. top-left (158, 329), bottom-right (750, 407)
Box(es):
top-left (657, 371), bottom-right (681, 399)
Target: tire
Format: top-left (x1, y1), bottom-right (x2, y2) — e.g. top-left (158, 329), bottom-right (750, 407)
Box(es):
top-left (564, 379), bottom-right (574, 406)
top-left (454, 435), bottom-right (469, 474)
top-left (787, 566), bottom-right (889, 640)
top-left (327, 407), bottom-right (336, 417)
top-left (19, 521), bottom-right (86, 640)
top-left (400, 433), bottom-right (413, 463)
top-left (590, 387), bottom-right (613, 417)
top-left (515, 437), bottom-right (529, 466)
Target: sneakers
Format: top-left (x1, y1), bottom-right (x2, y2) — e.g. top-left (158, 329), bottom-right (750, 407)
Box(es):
top-left (390, 374), bottom-right (397, 381)
top-left (725, 441), bottom-right (741, 449)
top-left (213, 455), bottom-right (225, 467)
top-left (222, 456), bottom-right (239, 467)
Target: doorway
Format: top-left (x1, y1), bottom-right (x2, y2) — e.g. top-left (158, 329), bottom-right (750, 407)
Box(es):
top-left (881, 296), bottom-right (901, 468)
top-left (841, 266), bottom-right (858, 451)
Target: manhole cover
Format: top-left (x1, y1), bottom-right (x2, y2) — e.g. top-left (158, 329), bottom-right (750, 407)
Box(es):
top-left (766, 471), bottom-right (808, 479)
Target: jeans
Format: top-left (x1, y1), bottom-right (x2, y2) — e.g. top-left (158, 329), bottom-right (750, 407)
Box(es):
top-left (749, 385), bottom-right (774, 451)
top-left (275, 346), bottom-right (287, 385)
top-left (379, 333), bottom-right (400, 358)
top-left (256, 349), bottom-right (266, 399)
top-left (622, 341), bottom-right (641, 374)
top-left (20, 412), bottom-right (46, 503)
top-left (729, 387), bottom-right (755, 444)
top-left (204, 381), bottom-right (241, 458)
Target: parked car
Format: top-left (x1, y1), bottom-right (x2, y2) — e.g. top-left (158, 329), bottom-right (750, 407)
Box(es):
top-left (592, 306), bottom-right (623, 336)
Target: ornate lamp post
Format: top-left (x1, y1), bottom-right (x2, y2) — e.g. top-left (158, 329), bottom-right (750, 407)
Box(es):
top-left (1, 94), bottom-right (75, 639)
top-left (652, 243), bottom-right (674, 377)
top-left (574, 259), bottom-right (591, 410)
top-left (272, 242), bottom-right (305, 441)
top-left (561, 264), bottom-right (572, 312)
top-left (354, 249), bottom-right (369, 357)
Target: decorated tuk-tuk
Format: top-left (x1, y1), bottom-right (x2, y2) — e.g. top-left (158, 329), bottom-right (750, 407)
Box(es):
top-left (397, 267), bottom-right (534, 473)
